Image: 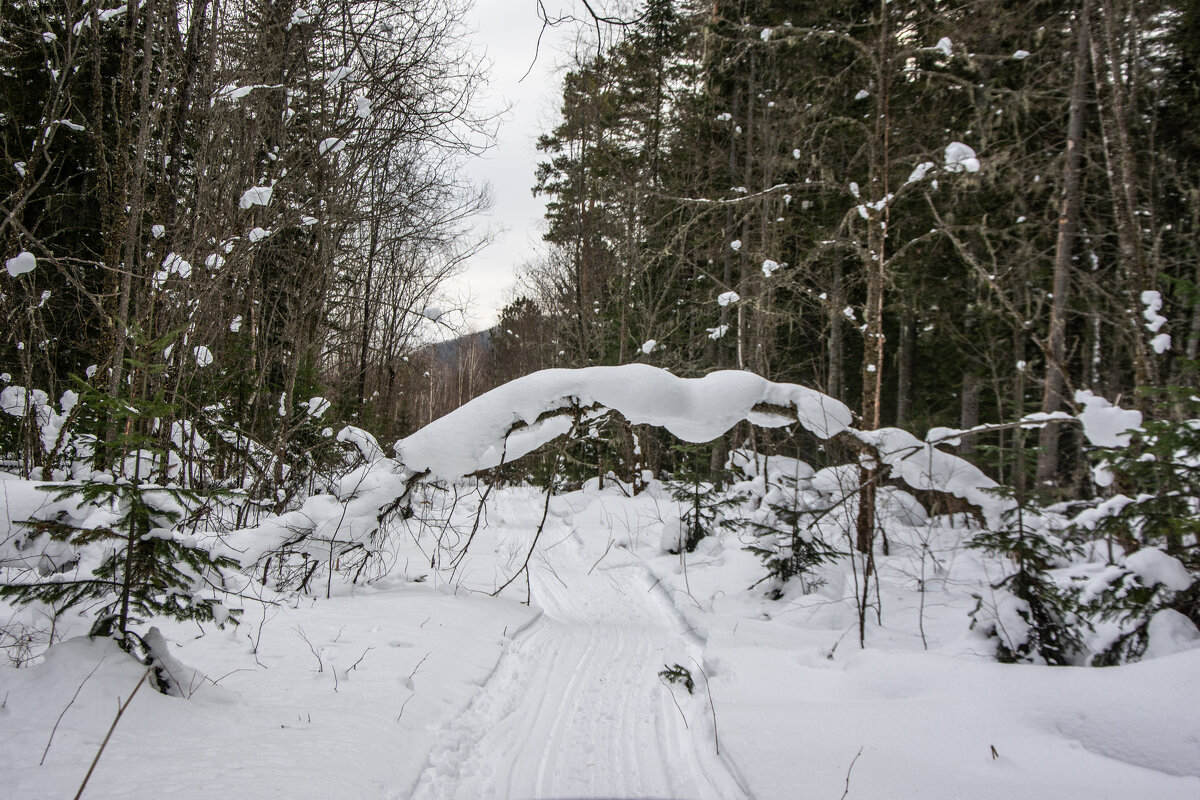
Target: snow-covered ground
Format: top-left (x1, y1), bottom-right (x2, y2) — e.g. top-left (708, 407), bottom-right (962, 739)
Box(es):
top-left (2, 476), bottom-right (1199, 799)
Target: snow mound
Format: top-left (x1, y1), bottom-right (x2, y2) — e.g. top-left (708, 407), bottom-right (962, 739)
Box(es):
top-left (1143, 609), bottom-right (1200, 660)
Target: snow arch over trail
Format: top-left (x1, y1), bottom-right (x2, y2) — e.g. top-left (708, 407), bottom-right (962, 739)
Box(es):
top-left (237, 365), bottom-right (1014, 565)
top-left (394, 364), bottom-right (854, 479)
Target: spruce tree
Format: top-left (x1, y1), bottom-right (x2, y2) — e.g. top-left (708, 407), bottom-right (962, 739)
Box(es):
top-left (0, 336), bottom-right (240, 680)
top-left (969, 490), bottom-right (1084, 665)
top-left (664, 441), bottom-right (741, 553)
top-left (745, 471), bottom-right (841, 598)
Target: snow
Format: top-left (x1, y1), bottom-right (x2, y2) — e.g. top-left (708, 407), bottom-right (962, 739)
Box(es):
top-left (853, 426), bottom-right (1007, 523)
top-left (640, 339), bottom-right (656, 354)
top-left (248, 227), bottom-right (269, 243)
top-left (1, 385), bottom-right (45, 416)
top-left (906, 161), bottom-right (935, 185)
top-left (1143, 610), bottom-right (1200, 660)
top-left (707, 324), bottom-right (729, 340)
top-left (98, 5), bottom-right (127, 23)
top-left (944, 141), bottom-right (980, 173)
top-left (1074, 389), bottom-right (1142, 447)
top-left (1141, 289), bottom-right (1168, 332)
top-left (3, 470), bottom-right (1200, 800)
top-left (717, 291), bottom-right (740, 307)
top-left (153, 253), bottom-right (192, 288)
top-left (336, 425), bottom-right (385, 462)
top-left (1152, 332), bottom-right (1172, 354)
top-left (289, 6), bottom-right (313, 28)
top-left (761, 259), bottom-right (780, 277)
top-left (318, 137), bottom-right (347, 156)
top-left (150, 224), bottom-right (165, 239)
top-left (6, 250), bottom-right (36, 277)
top-left (306, 396), bottom-right (331, 418)
top-left (1125, 548), bottom-right (1193, 592)
top-left (3, 366), bottom-right (1198, 800)
top-left (934, 37), bottom-right (953, 56)
top-left (354, 93), bottom-right (373, 119)
top-left (238, 185), bottom-right (273, 209)
top-left (325, 66), bottom-right (355, 87)
top-left (854, 89), bottom-right (870, 101)
top-left (1012, 49), bottom-right (1031, 59)
top-left (395, 366), bottom-right (852, 480)
top-left (193, 346), bottom-right (213, 368)
top-left (0, 588), bottom-right (538, 800)
top-left (729, 239), bottom-right (742, 251)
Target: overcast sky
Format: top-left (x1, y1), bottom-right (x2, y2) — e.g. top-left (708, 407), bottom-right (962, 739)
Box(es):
top-left (445, 1), bottom-right (576, 333)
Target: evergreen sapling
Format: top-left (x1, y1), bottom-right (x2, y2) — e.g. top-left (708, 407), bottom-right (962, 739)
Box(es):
top-left (968, 488), bottom-right (1084, 665)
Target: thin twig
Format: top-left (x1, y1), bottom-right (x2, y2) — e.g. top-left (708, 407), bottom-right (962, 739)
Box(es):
top-left (73, 667), bottom-right (152, 800)
top-left (690, 657), bottom-right (721, 755)
top-left (588, 539), bottom-right (615, 575)
top-left (42, 656), bottom-right (106, 765)
top-left (840, 747), bottom-right (864, 800)
top-left (294, 626), bottom-right (324, 673)
top-left (659, 677), bottom-right (689, 729)
top-left (396, 692), bottom-right (414, 721)
top-left (408, 651), bottom-right (431, 682)
top-left (492, 439), bottom-right (569, 600)
top-left (348, 646), bottom-right (373, 671)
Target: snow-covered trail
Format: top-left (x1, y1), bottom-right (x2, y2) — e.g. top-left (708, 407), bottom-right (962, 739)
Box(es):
top-left (409, 526), bottom-right (750, 800)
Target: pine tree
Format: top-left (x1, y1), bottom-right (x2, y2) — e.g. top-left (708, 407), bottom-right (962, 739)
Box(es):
top-left (0, 335), bottom-right (240, 684)
top-left (969, 490), bottom-right (1084, 665)
top-left (664, 441), bottom-right (742, 553)
top-left (745, 471), bottom-right (841, 598)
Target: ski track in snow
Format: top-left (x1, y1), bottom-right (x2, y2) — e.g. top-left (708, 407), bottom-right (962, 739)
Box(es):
top-left (408, 528), bottom-right (750, 800)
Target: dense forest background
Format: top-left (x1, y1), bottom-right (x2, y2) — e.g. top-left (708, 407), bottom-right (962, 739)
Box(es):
top-left (2, 0), bottom-right (1200, 681)
top-left (5, 0), bottom-right (1200, 502)
top-left (1, 0), bottom-right (491, 494)
top-left (456, 0), bottom-right (1200, 499)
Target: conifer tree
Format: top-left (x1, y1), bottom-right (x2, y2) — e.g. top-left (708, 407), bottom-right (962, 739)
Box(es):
top-left (0, 335), bottom-right (240, 675)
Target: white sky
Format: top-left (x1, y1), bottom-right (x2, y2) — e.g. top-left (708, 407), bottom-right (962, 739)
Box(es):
top-left (447, 1), bottom-right (573, 332)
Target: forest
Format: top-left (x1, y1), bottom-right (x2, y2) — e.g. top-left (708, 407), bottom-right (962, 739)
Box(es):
top-left (2, 2), bottom-right (1199, 799)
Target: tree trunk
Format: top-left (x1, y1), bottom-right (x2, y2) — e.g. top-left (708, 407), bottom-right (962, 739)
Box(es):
top-left (857, 0), bottom-right (891, 555)
top-left (895, 308), bottom-right (915, 426)
top-left (1037, 0), bottom-right (1090, 489)
top-left (959, 373), bottom-right (981, 460)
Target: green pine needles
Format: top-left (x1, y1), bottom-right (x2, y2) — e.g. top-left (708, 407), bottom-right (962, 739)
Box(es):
top-left (3, 477), bottom-right (240, 644)
top-left (0, 335), bottom-right (241, 664)
top-left (745, 472), bottom-right (841, 598)
top-left (968, 490), bottom-right (1084, 666)
top-left (665, 442), bottom-right (742, 553)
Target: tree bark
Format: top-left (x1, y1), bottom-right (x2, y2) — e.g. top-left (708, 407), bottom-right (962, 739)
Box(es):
top-left (1037, 0), bottom-right (1090, 489)
top-left (895, 308), bottom-right (915, 426)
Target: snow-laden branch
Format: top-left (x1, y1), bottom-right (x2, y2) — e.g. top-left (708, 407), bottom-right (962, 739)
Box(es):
top-left (395, 365), bottom-right (853, 480)
top-left (228, 366), bottom-right (852, 566)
